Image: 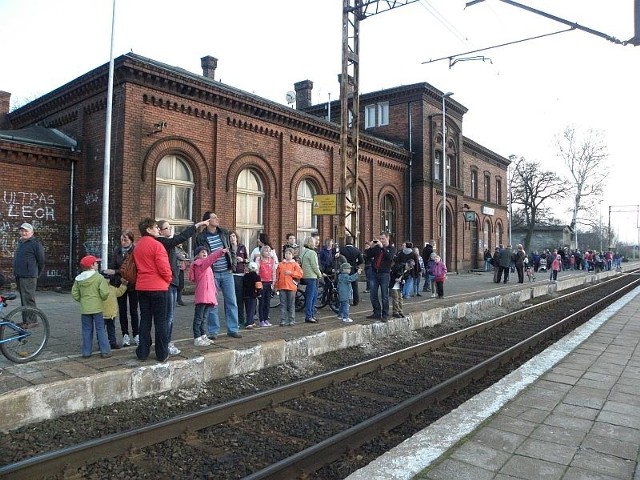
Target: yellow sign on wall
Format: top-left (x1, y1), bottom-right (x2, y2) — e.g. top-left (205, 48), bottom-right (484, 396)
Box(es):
top-left (312, 194), bottom-right (339, 215)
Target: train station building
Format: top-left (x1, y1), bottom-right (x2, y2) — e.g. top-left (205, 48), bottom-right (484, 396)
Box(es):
top-left (0, 53), bottom-right (509, 286)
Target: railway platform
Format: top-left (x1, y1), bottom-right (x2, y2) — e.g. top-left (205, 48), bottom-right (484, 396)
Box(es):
top-left (348, 276), bottom-right (640, 480)
top-left (0, 263), bottom-right (637, 479)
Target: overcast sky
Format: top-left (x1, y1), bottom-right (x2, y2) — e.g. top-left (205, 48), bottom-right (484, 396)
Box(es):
top-left (1, 0), bottom-right (638, 243)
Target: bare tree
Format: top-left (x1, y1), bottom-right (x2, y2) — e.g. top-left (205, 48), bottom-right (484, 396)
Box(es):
top-left (556, 126), bottom-right (609, 233)
top-left (510, 156), bottom-right (568, 253)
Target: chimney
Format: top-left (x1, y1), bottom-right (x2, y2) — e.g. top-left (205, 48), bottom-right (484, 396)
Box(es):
top-left (294, 80), bottom-right (313, 109)
top-left (0, 91), bottom-right (10, 129)
top-left (201, 56), bottom-right (218, 80)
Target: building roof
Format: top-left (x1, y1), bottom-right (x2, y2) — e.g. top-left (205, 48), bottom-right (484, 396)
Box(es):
top-left (0, 125), bottom-right (77, 150)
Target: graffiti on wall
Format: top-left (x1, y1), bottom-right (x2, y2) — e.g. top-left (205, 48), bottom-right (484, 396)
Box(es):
top-left (1, 191), bottom-right (56, 221)
top-left (0, 191), bottom-right (70, 285)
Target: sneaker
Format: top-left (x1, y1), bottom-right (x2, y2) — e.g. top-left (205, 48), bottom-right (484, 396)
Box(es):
top-left (133, 335), bottom-right (140, 345)
top-left (122, 334), bottom-right (130, 346)
top-left (259, 321), bottom-right (268, 327)
top-left (245, 324), bottom-right (255, 330)
top-left (431, 293), bottom-right (436, 298)
top-left (168, 343), bottom-right (181, 355)
top-left (100, 352), bottom-right (112, 358)
top-left (265, 320), bottom-right (272, 327)
top-left (342, 317), bottom-right (353, 323)
top-left (194, 336), bottom-right (211, 347)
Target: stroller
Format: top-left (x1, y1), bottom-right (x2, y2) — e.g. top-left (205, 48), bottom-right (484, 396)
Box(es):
top-left (538, 257), bottom-right (547, 273)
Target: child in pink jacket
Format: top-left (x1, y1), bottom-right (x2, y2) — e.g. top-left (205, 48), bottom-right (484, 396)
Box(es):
top-left (189, 245), bottom-right (226, 346)
top-left (550, 254), bottom-right (561, 282)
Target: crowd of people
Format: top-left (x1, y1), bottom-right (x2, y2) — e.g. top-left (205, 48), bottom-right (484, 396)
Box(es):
top-left (7, 218), bottom-right (457, 362)
top-left (18, 215), bottom-right (624, 364)
top-left (485, 244), bottom-right (623, 285)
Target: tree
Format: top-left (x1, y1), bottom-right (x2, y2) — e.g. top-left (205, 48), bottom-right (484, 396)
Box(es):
top-left (556, 126), bottom-right (609, 233)
top-left (510, 156), bottom-right (567, 253)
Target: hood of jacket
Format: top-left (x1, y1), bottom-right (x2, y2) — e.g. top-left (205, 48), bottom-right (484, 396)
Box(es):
top-left (74, 270), bottom-right (102, 284)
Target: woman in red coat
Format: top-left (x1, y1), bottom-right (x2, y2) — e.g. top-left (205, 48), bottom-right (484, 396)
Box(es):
top-left (133, 218), bottom-right (172, 362)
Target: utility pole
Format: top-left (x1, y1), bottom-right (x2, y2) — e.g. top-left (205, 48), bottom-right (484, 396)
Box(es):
top-left (339, 0), bottom-right (419, 245)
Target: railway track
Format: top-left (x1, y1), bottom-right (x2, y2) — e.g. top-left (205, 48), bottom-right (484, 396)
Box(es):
top-left (2, 272), bottom-right (639, 480)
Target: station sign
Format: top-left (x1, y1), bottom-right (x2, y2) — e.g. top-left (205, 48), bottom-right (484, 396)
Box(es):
top-left (312, 194), bottom-right (339, 215)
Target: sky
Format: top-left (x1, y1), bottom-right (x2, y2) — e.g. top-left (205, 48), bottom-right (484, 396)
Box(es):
top-left (1, 0), bottom-right (638, 243)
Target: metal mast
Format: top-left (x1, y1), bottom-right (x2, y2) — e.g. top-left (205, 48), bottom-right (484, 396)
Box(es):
top-left (339, 0), bottom-right (419, 244)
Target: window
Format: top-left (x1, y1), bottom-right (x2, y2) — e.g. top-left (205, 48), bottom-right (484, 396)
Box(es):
top-left (496, 179), bottom-right (503, 206)
top-left (297, 179), bottom-right (317, 244)
top-left (364, 102), bottom-right (389, 128)
top-left (381, 194), bottom-right (395, 236)
top-left (364, 105), bottom-right (376, 129)
top-left (446, 155), bottom-right (452, 186)
top-left (484, 175), bottom-right (491, 202)
top-left (235, 169), bottom-right (264, 250)
top-left (155, 155), bottom-right (194, 225)
top-left (434, 151), bottom-right (441, 181)
top-left (471, 170), bottom-right (478, 198)
top-left (377, 102), bottom-right (389, 126)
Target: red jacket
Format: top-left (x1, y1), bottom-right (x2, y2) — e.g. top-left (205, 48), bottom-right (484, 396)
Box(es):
top-left (133, 235), bottom-right (172, 291)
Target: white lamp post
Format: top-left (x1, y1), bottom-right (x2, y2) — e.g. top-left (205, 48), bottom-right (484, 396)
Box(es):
top-left (442, 92), bottom-right (453, 266)
top-left (508, 155), bottom-right (517, 247)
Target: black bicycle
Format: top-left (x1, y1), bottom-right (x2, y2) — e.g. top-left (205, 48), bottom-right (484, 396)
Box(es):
top-left (316, 274), bottom-right (340, 314)
top-left (0, 293), bottom-right (50, 363)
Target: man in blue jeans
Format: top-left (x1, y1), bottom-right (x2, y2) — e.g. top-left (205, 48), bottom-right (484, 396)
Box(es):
top-left (194, 211), bottom-right (242, 339)
top-left (364, 232), bottom-right (396, 322)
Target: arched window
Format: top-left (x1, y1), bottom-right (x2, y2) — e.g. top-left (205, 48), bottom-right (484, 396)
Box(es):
top-left (495, 223), bottom-right (503, 248)
top-left (297, 179), bottom-right (317, 243)
top-left (155, 155), bottom-right (194, 227)
top-left (434, 150), bottom-right (442, 181)
top-left (380, 194), bottom-right (395, 237)
top-left (484, 219), bottom-right (492, 251)
top-left (236, 169), bottom-right (264, 250)
top-left (471, 170), bottom-right (478, 198)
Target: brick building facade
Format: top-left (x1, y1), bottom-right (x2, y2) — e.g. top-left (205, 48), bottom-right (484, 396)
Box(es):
top-left (0, 53), bottom-right (508, 286)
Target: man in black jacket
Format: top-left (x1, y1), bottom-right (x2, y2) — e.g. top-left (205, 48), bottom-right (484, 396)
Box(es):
top-left (364, 232), bottom-right (396, 321)
top-left (194, 211), bottom-right (242, 339)
top-left (421, 241), bottom-right (433, 292)
top-left (13, 223), bottom-right (45, 309)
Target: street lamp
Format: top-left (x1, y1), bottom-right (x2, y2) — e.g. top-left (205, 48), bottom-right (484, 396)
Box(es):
top-left (442, 92), bottom-right (453, 266)
top-left (508, 155), bottom-right (516, 247)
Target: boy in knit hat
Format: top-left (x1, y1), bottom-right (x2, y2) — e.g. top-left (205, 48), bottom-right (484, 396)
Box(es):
top-left (337, 262), bottom-right (360, 323)
top-left (72, 255), bottom-right (111, 358)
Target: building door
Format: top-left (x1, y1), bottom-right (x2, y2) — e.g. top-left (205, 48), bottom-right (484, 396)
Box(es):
top-left (470, 220), bottom-right (479, 269)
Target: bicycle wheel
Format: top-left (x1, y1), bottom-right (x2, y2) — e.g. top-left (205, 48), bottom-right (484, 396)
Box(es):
top-left (315, 283), bottom-right (328, 309)
top-left (0, 306), bottom-right (49, 363)
top-left (295, 289), bottom-right (306, 312)
top-left (269, 290), bottom-right (281, 309)
top-left (328, 290), bottom-right (340, 314)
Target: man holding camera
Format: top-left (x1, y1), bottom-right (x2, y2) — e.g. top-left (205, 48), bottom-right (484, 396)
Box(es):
top-left (364, 232), bottom-right (395, 322)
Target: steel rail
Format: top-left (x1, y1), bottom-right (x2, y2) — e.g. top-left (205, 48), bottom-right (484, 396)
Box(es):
top-left (2, 273), bottom-right (638, 480)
